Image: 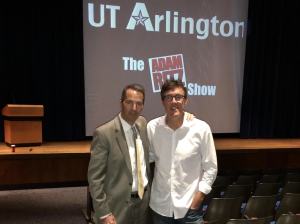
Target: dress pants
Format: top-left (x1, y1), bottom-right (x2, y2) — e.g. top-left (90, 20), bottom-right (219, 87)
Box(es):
top-left (126, 188), bottom-right (150, 224)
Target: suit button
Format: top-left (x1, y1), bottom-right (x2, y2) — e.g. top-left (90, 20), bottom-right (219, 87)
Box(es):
top-left (129, 182), bottom-right (132, 186)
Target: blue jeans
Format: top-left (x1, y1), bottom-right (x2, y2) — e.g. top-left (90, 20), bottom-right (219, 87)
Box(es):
top-left (152, 209), bottom-right (204, 224)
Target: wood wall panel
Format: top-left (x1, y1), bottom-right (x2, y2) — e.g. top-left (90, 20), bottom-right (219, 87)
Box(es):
top-left (0, 139), bottom-right (299, 189)
top-left (0, 156), bottom-right (90, 186)
top-left (217, 149), bottom-right (300, 172)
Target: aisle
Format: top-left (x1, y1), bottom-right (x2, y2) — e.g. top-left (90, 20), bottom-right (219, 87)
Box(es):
top-left (0, 186), bottom-right (87, 224)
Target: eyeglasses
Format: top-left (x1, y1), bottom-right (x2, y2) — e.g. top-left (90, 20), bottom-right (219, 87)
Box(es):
top-left (163, 94), bottom-right (185, 102)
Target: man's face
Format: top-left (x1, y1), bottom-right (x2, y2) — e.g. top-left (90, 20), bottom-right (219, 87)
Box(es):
top-left (162, 87), bottom-right (187, 119)
top-left (121, 89), bottom-right (144, 125)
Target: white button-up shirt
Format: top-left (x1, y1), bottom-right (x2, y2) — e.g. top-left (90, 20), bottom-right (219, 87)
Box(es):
top-left (147, 113), bottom-right (218, 219)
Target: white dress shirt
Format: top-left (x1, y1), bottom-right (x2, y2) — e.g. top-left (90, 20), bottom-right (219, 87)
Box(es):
top-left (119, 114), bottom-right (148, 192)
top-left (147, 113), bottom-right (218, 219)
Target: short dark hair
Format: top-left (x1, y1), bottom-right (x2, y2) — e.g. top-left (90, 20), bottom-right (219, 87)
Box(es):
top-left (121, 83), bottom-right (145, 104)
top-left (160, 79), bottom-right (187, 100)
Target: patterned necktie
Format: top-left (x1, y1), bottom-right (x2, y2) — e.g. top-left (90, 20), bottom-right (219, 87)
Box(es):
top-left (132, 126), bottom-right (144, 199)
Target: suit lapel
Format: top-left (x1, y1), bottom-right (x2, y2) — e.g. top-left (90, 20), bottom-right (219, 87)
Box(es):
top-left (114, 116), bottom-right (133, 176)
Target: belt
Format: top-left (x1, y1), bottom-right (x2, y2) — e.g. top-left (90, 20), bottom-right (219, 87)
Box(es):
top-left (131, 188), bottom-right (147, 198)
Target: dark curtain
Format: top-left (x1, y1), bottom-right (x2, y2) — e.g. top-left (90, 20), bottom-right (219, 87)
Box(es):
top-left (240, 1), bottom-right (300, 138)
top-left (0, 2), bottom-right (86, 141)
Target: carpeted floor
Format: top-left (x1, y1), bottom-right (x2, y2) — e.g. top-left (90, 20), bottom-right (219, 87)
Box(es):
top-left (0, 186), bottom-right (88, 224)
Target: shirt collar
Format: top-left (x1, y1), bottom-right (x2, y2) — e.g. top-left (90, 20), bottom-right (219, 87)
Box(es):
top-left (119, 113), bottom-right (135, 133)
top-left (158, 112), bottom-right (190, 129)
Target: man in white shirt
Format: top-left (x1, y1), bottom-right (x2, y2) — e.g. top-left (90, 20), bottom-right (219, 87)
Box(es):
top-left (147, 79), bottom-right (218, 224)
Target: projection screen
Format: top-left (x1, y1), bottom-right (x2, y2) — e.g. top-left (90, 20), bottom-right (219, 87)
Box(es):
top-left (83, 0), bottom-right (249, 136)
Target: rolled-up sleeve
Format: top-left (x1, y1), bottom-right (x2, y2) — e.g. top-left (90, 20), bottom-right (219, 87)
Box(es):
top-left (198, 126), bottom-right (218, 194)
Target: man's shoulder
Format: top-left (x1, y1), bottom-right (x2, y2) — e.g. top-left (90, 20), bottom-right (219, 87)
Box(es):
top-left (94, 117), bottom-right (118, 133)
top-left (136, 115), bottom-right (147, 125)
top-left (148, 115), bottom-right (164, 127)
top-left (188, 118), bottom-right (212, 131)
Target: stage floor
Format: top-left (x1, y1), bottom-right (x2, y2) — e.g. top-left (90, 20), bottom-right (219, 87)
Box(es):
top-left (1, 138), bottom-right (300, 156)
top-left (0, 141), bottom-right (90, 156)
top-left (214, 138), bottom-right (300, 150)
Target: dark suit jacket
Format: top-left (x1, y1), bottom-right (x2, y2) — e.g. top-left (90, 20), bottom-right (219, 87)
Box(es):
top-left (88, 115), bottom-right (150, 224)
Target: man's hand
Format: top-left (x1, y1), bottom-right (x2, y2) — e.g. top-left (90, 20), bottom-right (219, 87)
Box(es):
top-left (190, 191), bottom-right (205, 210)
top-left (185, 112), bottom-right (195, 121)
top-left (101, 214), bottom-right (117, 224)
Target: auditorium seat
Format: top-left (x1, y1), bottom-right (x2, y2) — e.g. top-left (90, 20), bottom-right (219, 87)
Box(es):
top-left (243, 195), bottom-right (276, 219)
top-left (201, 184), bottom-right (226, 214)
top-left (225, 216), bottom-right (273, 224)
top-left (259, 174), bottom-right (282, 183)
top-left (223, 184), bottom-right (252, 203)
top-left (234, 175), bottom-right (259, 192)
top-left (204, 219), bottom-right (225, 224)
top-left (262, 168), bottom-right (284, 175)
top-left (284, 172), bottom-right (300, 183)
top-left (253, 183), bottom-right (281, 196)
top-left (239, 169), bottom-right (261, 176)
top-left (214, 175), bottom-right (234, 187)
top-left (281, 181), bottom-right (300, 195)
top-left (276, 214), bottom-right (300, 224)
top-left (218, 169), bottom-right (239, 180)
top-left (275, 193), bottom-right (300, 220)
top-left (203, 197), bottom-right (243, 224)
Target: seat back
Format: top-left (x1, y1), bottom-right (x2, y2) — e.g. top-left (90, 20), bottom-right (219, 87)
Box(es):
top-left (235, 175), bottom-right (259, 185)
top-left (281, 181), bottom-right (300, 195)
top-left (253, 183), bottom-right (281, 196)
top-left (226, 216), bottom-right (273, 224)
top-left (201, 184), bottom-right (227, 213)
top-left (275, 193), bottom-right (300, 220)
top-left (204, 197), bottom-right (243, 224)
top-left (259, 174), bottom-right (282, 183)
top-left (223, 184), bottom-right (252, 202)
top-left (235, 175), bottom-right (259, 192)
top-left (243, 195), bottom-right (276, 218)
top-left (284, 172), bottom-right (300, 183)
top-left (276, 214), bottom-right (300, 224)
top-left (214, 175), bottom-right (234, 187)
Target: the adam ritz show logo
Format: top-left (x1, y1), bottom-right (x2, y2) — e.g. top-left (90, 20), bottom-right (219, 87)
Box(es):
top-left (122, 54), bottom-right (216, 96)
top-left (149, 54), bottom-right (216, 96)
top-left (149, 54), bottom-right (186, 93)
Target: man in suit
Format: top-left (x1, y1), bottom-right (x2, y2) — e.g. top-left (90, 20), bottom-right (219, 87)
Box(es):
top-left (88, 84), bottom-right (151, 224)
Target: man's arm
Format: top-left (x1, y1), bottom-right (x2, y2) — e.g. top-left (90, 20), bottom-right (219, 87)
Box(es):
top-left (147, 121), bottom-right (156, 163)
top-left (88, 129), bottom-right (112, 220)
top-left (193, 125), bottom-right (218, 209)
top-left (190, 191), bottom-right (206, 209)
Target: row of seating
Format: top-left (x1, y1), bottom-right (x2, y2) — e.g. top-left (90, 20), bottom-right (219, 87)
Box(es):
top-left (226, 214), bottom-right (300, 224)
top-left (202, 193), bottom-right (300, 224)
top-left (211, 173), bottom-right (300, 200)
top-left (219, 168), bottom-right (300, 175)
top-left (214, 172), bottom-right (300, 185)
top-left (201, 171), bottom-right (300, 224)
top-left (212, 181), bottom-right (300, 199)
